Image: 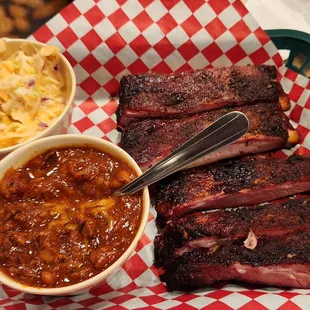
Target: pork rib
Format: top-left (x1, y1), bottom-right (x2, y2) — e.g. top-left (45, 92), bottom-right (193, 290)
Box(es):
top-left (117, 65), bottom-right (289, 127)
top-left (161, 231), bottom-right (310, 291)
top-left (121, 102), bottom-right (299, 171)
top-left (155, 155), bottom-right (310, 221)
top-left (154, 197), bottom-right (310, 267)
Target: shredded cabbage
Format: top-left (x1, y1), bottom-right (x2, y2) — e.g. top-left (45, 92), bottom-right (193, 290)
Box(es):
top-left (0, 39), bottom-right (67, 148)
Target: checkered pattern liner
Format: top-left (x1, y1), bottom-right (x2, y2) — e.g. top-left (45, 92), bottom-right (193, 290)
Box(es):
top-left (1, 0), bottom-right (309, 309)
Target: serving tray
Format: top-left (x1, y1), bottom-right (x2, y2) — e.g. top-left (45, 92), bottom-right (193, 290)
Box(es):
top-left (1, 0), bottom-right (309, 309)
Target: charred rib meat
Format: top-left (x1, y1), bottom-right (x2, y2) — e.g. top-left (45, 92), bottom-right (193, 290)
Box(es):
top-left (161, 231), bottom-right (310, 291)
top-left (121, 102), bottom-right (299, 171)
top-left (155, 155), bottom-right (310, 221)
top-left (154, 197), bottom-right (310, 267)
top-left (117, 65), bottom-right (289, 127)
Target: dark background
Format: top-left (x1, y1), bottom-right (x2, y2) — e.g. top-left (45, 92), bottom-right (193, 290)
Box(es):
top-left (0, 0), bottom-right (73, 38)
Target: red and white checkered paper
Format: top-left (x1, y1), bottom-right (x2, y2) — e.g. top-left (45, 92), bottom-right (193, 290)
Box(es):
top-left (1, 0), bottom-right (310, 309)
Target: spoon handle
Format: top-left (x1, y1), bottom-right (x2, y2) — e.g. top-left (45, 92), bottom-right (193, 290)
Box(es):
top-left (115, 111), bottom-right (249, 196)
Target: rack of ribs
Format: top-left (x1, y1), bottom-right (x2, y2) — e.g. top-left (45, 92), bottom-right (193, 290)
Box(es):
top-left (154, 197), bottom-right (310, 268)
top-left (155, 155), bottom-right (310, 221)
top-left (117, 65), bottom-right (290, 127)
top-left (160, 230), bottom-right (310, 291)
top-left (121, 102), bottom-right (299, 171)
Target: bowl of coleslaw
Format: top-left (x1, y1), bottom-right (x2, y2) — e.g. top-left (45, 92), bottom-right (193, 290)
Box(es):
top-left (0, 38), bottom-right (76, 157)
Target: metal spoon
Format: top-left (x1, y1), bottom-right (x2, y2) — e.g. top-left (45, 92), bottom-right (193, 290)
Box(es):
top-left (115, 111), bottom-right (249, 196)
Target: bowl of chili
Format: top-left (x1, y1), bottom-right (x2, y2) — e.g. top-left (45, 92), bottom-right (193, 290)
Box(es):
top-left (0, 134), bottom-right (150, 295)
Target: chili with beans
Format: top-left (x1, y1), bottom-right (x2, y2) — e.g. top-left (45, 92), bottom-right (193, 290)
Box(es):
top-left (0, 147), bottom-right (142, 288)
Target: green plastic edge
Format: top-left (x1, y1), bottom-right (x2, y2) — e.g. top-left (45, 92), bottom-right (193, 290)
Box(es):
top-left (265, 29), bottom-right (310, 77)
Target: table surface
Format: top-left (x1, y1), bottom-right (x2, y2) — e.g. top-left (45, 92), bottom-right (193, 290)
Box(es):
top-left (244, 0), bottom-right (310, 33)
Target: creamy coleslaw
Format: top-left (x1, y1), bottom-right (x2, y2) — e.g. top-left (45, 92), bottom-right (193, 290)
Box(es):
top-left (0, 39), bottom-right (66, 148)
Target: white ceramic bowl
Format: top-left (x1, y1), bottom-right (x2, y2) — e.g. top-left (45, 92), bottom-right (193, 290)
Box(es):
top-left (0, 38), bottom-right (76, 158)
top-left (0, 135), bottom-right (150, 296)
